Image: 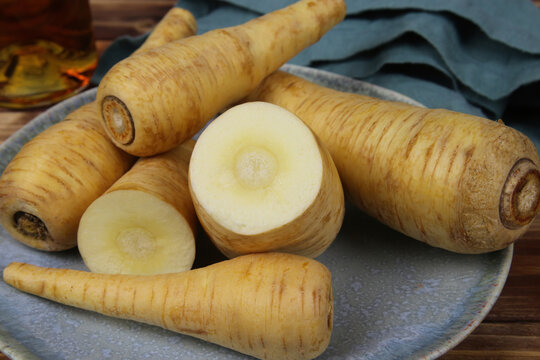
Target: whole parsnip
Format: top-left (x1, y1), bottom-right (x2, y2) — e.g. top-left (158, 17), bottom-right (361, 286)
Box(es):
top-left (3, 253), bottom-right (333, 360)
top-left (97, 0), bottom-right (347, 156)
top-left (247, 71), bottom-right (540, 253)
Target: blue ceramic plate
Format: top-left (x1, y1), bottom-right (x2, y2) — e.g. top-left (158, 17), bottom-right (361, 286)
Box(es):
top-left (0, 65), bottom-right (512, 360)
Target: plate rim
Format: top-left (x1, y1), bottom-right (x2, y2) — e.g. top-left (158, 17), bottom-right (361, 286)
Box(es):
top-left (0, 65), bottom-right (514, 360)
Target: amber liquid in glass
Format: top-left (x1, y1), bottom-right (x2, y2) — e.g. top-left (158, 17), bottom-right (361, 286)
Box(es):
top-left (0, 0), bottom-right (97, 108)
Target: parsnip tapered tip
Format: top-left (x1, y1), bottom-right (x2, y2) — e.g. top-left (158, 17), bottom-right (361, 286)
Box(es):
top-left (3, 262), bottom-right (24, 287)
top-left (500, 158), bottom-right (540, 229)
top-left (101, 95), bottom-right (134, 145)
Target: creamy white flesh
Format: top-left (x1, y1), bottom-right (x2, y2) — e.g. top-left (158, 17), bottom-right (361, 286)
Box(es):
top-left (77, 190), bottom-right (195, 275)
top-left (189, 102), bottom-right (323, 235)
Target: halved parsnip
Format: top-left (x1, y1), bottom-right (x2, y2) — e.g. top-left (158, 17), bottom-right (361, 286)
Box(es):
top-left (189, 102), bottom-right (344, 258)
top-left (78, 141), bottom-right (197, 275)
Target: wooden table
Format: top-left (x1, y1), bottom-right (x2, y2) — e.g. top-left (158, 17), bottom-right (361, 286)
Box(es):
top-left (1, 1), bottom-right (539, 359)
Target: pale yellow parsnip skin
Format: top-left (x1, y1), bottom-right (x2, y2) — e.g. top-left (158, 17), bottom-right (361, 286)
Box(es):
top-left (133, 8), bottom-right (197, 55)
top-left (78, 140), bottom-right (198, 275)
top-left (97, 0), bottom-right (347, 156)
top-left (104, 140), bottom-right (198, 234)
top-left (3, 253), bottom-right (333, 360)
top-left (0, 8), bottom-right (198, 251)
top-left (189, 102), bottom-right (345, 258)
top-left (247, 71), bottom-right (540, 253)
top-left (0, 104), bottom-right (135, 251)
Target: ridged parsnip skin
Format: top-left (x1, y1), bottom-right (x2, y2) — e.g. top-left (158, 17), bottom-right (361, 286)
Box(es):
top-left (78, 140), bottom-right (198, 274)
top-left (247, 71), bottom-right (540, 253)
top-left (0, 8), bottom-right (198, 251)
top-left (189, 102), bottom-right (345, 258)
top-left (0, 104), bottom-right (135, 251)
top-left (97, 0), bottom-right (347, 156)
top-left (3, 253), bottom-right (333, 360)
top-left (104, 140), bottom-right (198, 233)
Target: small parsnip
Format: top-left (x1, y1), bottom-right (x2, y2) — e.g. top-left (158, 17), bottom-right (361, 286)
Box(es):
top-left (3, 253), bottom-right (333, 360)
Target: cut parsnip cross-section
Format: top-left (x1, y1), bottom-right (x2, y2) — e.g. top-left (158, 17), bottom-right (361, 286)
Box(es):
top-left (78, 141), bottom-right (197, 275)
top-left (189, 102), bottom-right (345, 258)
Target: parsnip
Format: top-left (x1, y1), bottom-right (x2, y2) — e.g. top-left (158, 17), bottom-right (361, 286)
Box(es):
top-left (78, 140), bottom-right (197, 275)
top-left (97, 0), bottom-right (347, 156)
top-left (189, 102), bottom-right (344, 258)
top-left (0, 8), bottom-right (197, 251)
top-left (133, 7), bottom-right (196, 55)
top-left (0, 104), bottom-right (135, 251)
top-left (3, 253), bottom-right (333, 360)
top-left (247, 71), bottom-right (540, 253)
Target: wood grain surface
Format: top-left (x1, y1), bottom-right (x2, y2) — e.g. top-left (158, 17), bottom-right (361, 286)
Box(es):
top-left (1, 1), bottom-right (539, 359)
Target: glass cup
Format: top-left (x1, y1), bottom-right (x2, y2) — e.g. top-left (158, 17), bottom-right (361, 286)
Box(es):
top-left (0, 0), bottom-right (97, 109)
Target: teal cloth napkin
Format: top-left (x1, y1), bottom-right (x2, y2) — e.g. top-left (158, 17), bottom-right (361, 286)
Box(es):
top-left (91, 0), bottom-right (540, 144)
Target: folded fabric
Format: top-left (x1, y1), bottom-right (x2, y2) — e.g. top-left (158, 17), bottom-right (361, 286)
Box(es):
top-left (221, 0), bottom-right (540, 53)
top-left (91, 0), bottom-right (540, 144)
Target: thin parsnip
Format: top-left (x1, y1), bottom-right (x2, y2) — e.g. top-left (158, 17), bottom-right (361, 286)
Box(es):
top-left (247, 71), bottom-right (540, 253)
top-left (3, 253), bottom-right (333, 360)
top-left (97, 0), bottom-right (347, 156)
top-left (78, 140), bottom-right (198, 275)
top-left (0, 8), bottom-right (197, 251)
